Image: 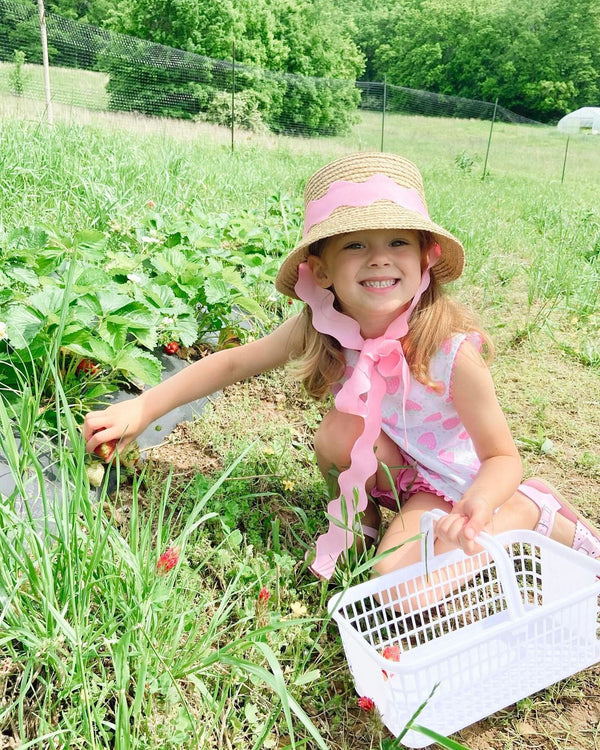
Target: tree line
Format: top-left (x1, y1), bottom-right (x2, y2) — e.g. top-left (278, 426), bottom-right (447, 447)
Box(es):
top-left (3, 0), bottom-right (600, 129)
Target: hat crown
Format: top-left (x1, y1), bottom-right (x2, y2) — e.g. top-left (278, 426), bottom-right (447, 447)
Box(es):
top-left (304, 152), bottom-right (428, 213)
top-left (274, 151), bottom-right (465, 299)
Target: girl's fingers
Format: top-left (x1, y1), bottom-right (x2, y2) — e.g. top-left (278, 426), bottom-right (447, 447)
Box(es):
top-left (435, 513), bottom-right (467, 542)
top-left (435, 513), bottom-right (483, 555)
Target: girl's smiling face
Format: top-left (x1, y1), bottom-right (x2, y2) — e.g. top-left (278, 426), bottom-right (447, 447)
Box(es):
top-left (307, 228), bottom-right (426, 338)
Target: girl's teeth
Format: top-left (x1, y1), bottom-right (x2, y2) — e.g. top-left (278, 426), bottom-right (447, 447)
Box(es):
top-left (363, 280), bottom-right (396, 288)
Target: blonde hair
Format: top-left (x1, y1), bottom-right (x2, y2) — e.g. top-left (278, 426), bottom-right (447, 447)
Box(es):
top-left (289, 232), bottom-right (492, 400)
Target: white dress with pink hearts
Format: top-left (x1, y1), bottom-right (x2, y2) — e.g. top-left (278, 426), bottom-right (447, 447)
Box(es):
top-left (339, 333), bottom-right (480, 507)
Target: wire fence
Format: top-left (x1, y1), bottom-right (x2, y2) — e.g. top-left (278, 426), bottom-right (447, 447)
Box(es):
top-left (2, 0), bottom-right (595, 184)
top-left (0, 0), bottom-right (542, 134)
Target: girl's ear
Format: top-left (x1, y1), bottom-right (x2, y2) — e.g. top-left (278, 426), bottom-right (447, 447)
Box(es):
top-left (306, 255), bottom-right (332, 288)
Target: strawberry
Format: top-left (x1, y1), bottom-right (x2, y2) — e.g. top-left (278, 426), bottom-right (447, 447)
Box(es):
top-left (381, 644), bottom-right (401, 681)
top-left (76, 358), bottom-right (99, 375)
top-left (163, 341), bottom-right (179, 355)
top-left (86, 462), bottom-right (105, 487)
top-left (94, 440), bottom-right (117, 461)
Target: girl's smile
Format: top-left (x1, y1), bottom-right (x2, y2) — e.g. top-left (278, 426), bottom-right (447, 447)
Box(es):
top-left (307, 228), bottom-right (425, 337)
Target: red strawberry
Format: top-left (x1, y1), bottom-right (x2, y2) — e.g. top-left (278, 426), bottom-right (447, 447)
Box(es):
top-left (94, 440), bottom-right (117, 461)
top-left (381, 644), bottom-right (401, 680)
top-left (163, 341), bottom-right (179, 355)
top-left (76, 358), bottom-right (99, 375)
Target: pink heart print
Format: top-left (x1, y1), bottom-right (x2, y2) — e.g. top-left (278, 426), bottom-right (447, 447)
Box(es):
top-left (386, 376), bottom-right (400, 394)
top-left (417, 432), bottom-right (437, 450)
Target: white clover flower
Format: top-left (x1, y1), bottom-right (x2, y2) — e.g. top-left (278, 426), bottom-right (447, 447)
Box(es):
top-left (127, 273), bottom-right (142, 284)
top-left (0, 322), bottom-right (7, 340)
top-left (290, 601), bottom-right (308, 617)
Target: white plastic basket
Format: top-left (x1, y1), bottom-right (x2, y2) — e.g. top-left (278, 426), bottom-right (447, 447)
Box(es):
top-left (329, 509), bottom-right (600, 748)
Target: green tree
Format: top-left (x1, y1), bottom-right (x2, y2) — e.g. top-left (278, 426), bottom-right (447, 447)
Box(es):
top-left (47, 0), bottom-right (118, 26)
top-left (104, 0), bottom-right (363, 134)
top-left (361, 0), bottom-right (600, 122)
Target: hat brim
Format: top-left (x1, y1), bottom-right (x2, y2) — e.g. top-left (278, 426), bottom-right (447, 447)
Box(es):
top-left (275, 200), bottom-right (465, 299)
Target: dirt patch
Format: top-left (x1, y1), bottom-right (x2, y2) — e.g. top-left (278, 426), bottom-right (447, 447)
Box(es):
top-left (145, 375), bottom-right (323, 478)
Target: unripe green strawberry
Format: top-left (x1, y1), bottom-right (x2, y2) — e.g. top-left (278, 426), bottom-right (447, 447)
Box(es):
top-left (86, 462), bottom-right (105, 487)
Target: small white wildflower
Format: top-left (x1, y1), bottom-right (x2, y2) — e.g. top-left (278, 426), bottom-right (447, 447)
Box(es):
top-left (127, 273), bottom-right (142, 283)
top-left (0, 322), bottom-right (6, 340)
top-left (161, 316), bottom-right (176, 327)
top-left (290, 601), bottom-right (308, 617)
top-left (140, 235), bottom-right (159, 244)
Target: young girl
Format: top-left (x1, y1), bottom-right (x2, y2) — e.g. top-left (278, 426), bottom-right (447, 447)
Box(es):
top-left (83, 151), bottom-right (600, 581)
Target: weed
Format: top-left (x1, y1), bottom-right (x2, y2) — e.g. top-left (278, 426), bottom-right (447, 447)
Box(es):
top-left (8, 50), bottom-right (28, 96)
top-left (454, 150), bottom-right (475, 173)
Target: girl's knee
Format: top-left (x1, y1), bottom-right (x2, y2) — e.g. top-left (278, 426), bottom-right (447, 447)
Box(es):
top-left (314, 409), bottom-right (363, 465)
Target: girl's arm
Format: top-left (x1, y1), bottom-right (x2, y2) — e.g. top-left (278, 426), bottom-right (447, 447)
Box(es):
top-left (83, 314), bottom-right (304, 456)
top-left (434, 340), bottom-right (523, 553)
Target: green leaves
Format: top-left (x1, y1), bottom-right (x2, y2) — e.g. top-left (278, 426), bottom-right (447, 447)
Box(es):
top-left (113, 348), bottom-right (163, 386)
top-left (0, 194), bottom-right (286, 428)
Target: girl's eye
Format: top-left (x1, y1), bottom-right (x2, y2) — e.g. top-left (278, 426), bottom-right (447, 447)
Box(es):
top-left (343, 242), bottom-right (364, 250)
top-left (391, 239), bottom-right (409, 247)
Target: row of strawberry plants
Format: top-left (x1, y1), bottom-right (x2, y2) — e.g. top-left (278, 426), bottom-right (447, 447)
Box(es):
top-left (0, 197), bottom-right (301, 431)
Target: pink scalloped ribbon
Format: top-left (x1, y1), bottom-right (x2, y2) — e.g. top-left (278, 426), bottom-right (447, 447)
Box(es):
top-left (295, 250), bottom-right (439, 579)
top-left (303, 174), bottom-right (429, 237)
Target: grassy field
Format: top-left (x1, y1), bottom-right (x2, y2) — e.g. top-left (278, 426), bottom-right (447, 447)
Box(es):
top-left (0, 100), bottom-right (600, 750)
top-left (0, 60), bottom-right (109, 110)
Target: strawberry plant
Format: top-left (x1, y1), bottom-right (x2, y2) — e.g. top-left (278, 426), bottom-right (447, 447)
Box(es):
top-left (0, 185), bottom-right (302, 434)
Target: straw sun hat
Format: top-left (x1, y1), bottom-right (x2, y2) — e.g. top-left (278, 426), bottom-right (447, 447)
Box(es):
top-left (275, 152), bottom-right (465, 299)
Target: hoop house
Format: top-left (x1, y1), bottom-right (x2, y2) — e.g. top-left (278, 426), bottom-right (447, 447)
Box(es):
top-left (557, 107), bottom-right (600, 134)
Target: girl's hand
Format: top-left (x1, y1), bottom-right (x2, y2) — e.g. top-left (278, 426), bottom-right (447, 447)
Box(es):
top-left (83, 398), bottom-right (149, 461)
top-left (434, 496), bottom-right (493, 556)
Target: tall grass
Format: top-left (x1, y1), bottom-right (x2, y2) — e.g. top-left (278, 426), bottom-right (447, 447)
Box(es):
top-left (0, 61), bottom-right (109, 109)
top-left (0, 362), bottom-right (335, 748)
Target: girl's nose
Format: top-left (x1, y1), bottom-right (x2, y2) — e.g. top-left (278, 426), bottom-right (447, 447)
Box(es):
top-left (367, 243), bottom-right (391, 265)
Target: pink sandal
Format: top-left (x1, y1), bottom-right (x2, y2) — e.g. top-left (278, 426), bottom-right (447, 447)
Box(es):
top-left (519, 478), bottom-right (600, 558)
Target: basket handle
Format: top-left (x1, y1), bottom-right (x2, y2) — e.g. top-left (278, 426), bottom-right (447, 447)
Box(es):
top-left (420, 509), bottom-right (525, 619)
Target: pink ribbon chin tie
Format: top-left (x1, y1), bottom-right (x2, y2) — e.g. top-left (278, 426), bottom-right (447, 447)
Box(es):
top-left (295, 253), bottom-right (438, 579)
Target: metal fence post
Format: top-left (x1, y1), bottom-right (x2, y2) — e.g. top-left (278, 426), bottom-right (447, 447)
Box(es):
top-left (37, 0), bottom-right (53, 124)
top-left (561, 136), bottom-right (570, 184)
top-left (231, 40), bottom-right (235, 152)
top-left (380, 75), bottom-right (387, 152)
top-left (481, 97), bottom-right (498, 179)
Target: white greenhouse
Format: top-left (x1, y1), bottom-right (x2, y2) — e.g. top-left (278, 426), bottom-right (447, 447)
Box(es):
top-left (557, 107), bottom-right (600, 134)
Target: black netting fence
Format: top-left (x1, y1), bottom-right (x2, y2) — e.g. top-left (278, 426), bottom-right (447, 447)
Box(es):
top-left (356, 81), bottom-right (540, 126)
top-left (0, 0), bottom-right (542, 138)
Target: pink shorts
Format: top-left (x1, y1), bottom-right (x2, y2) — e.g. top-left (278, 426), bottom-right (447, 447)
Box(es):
top-left (371, 453), bottom-right (450, 511)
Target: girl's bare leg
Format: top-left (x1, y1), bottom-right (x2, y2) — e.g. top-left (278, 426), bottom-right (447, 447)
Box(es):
top-left (375, 488), bottom-right (585, 612)
top-left (313, 408), bottom-right (405, 534)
